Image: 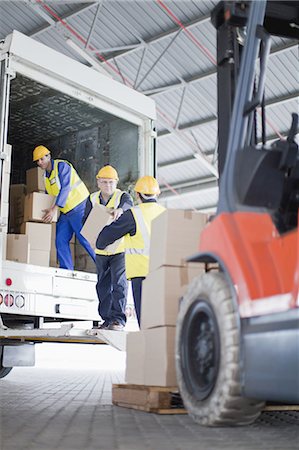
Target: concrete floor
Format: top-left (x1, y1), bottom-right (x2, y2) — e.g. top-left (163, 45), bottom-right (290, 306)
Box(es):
top-left (1, 366), bottom-right (299, 450)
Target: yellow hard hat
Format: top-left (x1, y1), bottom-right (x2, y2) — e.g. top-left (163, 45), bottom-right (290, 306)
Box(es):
top-left (134, 176), bottom-right (160, 195)
top-left (96, 165), bottom-right (119, 180)
top-left (33, 145), bottom-right (50, 162)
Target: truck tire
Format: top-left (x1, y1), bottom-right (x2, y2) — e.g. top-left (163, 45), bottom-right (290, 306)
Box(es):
top-left (176, 272), bottom-right (264, 426)
top-left (0, 346), bottom-right (12, 379)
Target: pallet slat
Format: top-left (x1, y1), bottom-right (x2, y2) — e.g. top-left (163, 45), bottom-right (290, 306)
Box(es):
top-left (112, 384), bottom-right (186, 414)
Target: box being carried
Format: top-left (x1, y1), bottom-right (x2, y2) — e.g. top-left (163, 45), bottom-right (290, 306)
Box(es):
top-left (26, 167), bottom-right (45, 194)
top-left (24, 192), bottom-right (58, 223)
top-left (81, 203), bottom-right (122, 253)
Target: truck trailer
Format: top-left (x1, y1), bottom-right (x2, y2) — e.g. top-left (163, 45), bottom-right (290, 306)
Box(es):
top-left (0, 30), bottom-right (156, 377)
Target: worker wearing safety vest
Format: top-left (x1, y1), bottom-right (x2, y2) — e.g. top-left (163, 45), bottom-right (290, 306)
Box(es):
top-left (85, 165), bottom-right (133, 331)
top-left (33, 145), bottom-right (95, 270)
top-left (96, 176), bottom-right (165, 327)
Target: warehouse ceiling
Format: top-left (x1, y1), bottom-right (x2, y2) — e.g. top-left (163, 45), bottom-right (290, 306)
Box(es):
top-left (0, 0), bottom-right (298, 211)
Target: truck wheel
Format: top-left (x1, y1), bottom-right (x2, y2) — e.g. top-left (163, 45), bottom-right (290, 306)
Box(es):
top-left (176, 272), bottom-right (264, 426)
top-left (0, 346), bottom-right (12, 378)
top-left (0, 366), bottom-right (12, 379)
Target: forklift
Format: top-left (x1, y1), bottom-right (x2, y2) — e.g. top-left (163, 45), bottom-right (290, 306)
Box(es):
top-left (175, 1), bottom-right (299, 426)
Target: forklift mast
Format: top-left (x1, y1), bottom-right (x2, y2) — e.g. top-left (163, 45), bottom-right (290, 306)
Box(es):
top-left (212, 1), bottom-right (299, 179)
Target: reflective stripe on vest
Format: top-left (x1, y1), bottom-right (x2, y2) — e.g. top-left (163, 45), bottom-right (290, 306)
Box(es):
top-left (44, 159), bottom-right (89, 214)
top-left (94, 189), bottom-right (125, 256)
top-left (125, 206), bottom-right (150, 256)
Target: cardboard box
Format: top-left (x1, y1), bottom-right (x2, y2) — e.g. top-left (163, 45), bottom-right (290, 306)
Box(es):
top-left (125, 327), bottom-right (176, 387)
top-left (149, 209), bottom-right (207, 272)
top-left (6, 234), bottom-right (30, 263)
top-left (26, 167), bottom-right (45, 194)
top-left (125, 331), bottom-right (146, 385)
top-left (9, 184), bottom-right (26, 232)
top-left (74, 242), bottom-right (96, 273)
top-left (144, 327), bottom-right (176, 387)
top-left (20, 222), bottom-right (52, 251)
top-left (29, 249), bottom-right (50, 267)
top-left (81, 203), bottom-right (122, 253)
top-left (141, 265), bottom-right (204, 330)
top-left (24, 192), bottom-right (58, 223)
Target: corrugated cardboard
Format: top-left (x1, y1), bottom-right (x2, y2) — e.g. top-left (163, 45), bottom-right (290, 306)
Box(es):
top-left (149, 209), bottom-right (207, 272)
top-left (81, 202), bottom-right (122, 253)
top-left (26, 167), bottom-right (45, 194)
top-left (9, 184), bottom-right (26, 232)
top-left (29, 250), bottom-right (50, 267)
top-left (125, 331), bottom-right (146, 385)
top-left (141, 264), bottom-right (204, 330)
top-left (125, 327), bottom-right (177, 387)
top-left (144, 327), bottom-right (176, 387)
top-left (24, 192), bottom-right (58, 223)
top-left (6, 234), bottom-right (30, 263)
top-left (20, 222), bottom-right (52, 251)
top-left (74, 242), bottom-right (96, 273)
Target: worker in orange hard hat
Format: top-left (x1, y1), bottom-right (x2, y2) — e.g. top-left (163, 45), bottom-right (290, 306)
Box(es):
top-left (32, 145), bottom-right (95, 270)
top-left (84, 165), bottom-right (133, 331)
top-left (96, 175), bottom-right (165, 327)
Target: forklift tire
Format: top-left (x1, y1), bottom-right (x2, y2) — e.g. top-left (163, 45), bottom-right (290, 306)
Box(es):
top-left (176, 272), bottom-right (264, 426)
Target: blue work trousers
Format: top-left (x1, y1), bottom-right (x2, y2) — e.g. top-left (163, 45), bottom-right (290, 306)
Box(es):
top-left (131, 277), bottom-right (145, 327)
top-left (95, 253), bottom-right (128, 326)
top-left (56, 201), bottom-right (95, 270)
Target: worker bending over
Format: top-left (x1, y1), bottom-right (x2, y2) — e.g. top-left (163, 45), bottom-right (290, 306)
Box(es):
top-left (96, 176), bottom-right (165, 327)
top-left (85, 165), bottom-right (133, 331)
top-left (33, 145), bottom-right (95, 270)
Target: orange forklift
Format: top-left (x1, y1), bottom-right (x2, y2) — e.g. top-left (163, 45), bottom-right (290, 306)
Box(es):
top-left (176, 1), bottom-right (299, 426)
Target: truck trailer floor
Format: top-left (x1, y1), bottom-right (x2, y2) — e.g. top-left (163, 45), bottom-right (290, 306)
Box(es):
top-left (0, 368), bottom-right (298, 450)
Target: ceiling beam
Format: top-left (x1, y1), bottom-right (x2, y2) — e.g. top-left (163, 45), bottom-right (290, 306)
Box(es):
top-left (29, 2), bottom-right (97, 38)
top-left (157, 90), bottom-right (299, 139)
top-left (144, 39), bottom-right (298, 97)
top-left (159, 179), bottom-right (218, 200)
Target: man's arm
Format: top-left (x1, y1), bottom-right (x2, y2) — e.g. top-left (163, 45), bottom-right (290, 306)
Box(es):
top-left (96, 209), bottom-right (136, 249)
top-left (82, 196), bottom-right (93, 225)
top-left (55, 161), bottom-right (72, 208)
top-left (110, 191), bottom-right (134, 221)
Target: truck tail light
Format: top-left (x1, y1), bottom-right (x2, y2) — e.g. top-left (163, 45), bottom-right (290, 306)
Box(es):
top-left (4, 294), bottom-right (14, 307)
top-left (15, 295), bottom-right (25, 308)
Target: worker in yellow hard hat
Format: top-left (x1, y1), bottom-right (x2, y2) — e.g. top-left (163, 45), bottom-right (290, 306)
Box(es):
top-left (96, 175), bottom-right (165, 327)
top-left (32, 145), bottom-right (95, 270)
top-left (84, 165), bottom-right (133, 331)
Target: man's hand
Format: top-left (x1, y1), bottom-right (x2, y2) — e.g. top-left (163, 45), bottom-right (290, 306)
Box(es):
top-left (110, 208), bottom-right (123, 221)
top-left (42, 205), bottom-right (58, 223)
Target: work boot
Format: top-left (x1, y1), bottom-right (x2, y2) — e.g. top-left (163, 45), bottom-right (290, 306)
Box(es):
top-left (108, 321), bottom-right (124, 331)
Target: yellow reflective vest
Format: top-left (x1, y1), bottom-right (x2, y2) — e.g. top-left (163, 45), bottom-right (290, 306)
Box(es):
top-left (92, 189), bottom-right (125, 256)
top-left (125, 202), bottom-right (165, 279)
top-left (44, 159), bottom-right (89, 214)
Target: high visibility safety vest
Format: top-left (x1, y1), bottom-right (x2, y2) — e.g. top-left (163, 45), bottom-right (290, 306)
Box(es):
top-left (93, 189), bottom-right (125, 256)
top-left (124, 202), bottom-right (165, 279)
top-left (44, 159), bottom-right (89, 214)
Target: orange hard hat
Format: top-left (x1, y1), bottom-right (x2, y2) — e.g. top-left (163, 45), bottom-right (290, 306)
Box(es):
top-left (134, 176), bottom-right (160, 195)
top-left (96, 165), bottom-right (119, 180)
top-left (33, 145), bottom-right (50, 162)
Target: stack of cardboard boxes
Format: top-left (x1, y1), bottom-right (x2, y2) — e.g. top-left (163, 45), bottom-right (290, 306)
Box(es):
top-left (7, 167), bottom-right (58, 267)
top-left (125, 209), bottom-right (207, 387)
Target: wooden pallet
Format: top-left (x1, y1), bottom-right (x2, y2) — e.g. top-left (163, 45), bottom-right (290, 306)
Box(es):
top-left (112, 384), bottom-right (187, 414)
